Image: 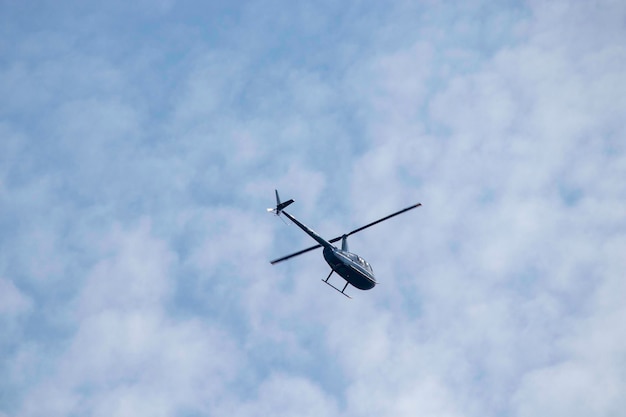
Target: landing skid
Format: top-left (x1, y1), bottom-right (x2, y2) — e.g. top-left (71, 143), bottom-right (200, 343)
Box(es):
top-left (322, 270), bottom-right (352, 299)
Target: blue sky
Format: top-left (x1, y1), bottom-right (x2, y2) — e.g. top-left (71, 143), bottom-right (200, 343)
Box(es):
top-left (1, 0), bottom-right (625, 416)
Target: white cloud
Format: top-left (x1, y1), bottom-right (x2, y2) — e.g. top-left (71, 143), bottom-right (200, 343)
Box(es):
top-left (9, 220), bottom-right (243, 416)
top-left (218, 373), bottom-right (339, 417)
top-left (76, 219), bottom-right (174, 316)
top-left (512, 235), bottom-right (626, 416)
top-left (2, 1), bottom-right (625, 416)
top-left (0, 278), bottom-right (32, 316)
top-left (334, 1), bottom-right (626, 416)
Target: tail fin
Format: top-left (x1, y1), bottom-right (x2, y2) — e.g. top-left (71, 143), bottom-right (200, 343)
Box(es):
top-left (267, 189), bottom-right (294, 215)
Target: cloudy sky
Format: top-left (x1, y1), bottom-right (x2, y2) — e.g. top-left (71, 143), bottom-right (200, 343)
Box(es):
top-left (1, 0), bottom-right (625, 416)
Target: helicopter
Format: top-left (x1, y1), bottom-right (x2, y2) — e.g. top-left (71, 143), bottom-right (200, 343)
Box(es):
top-left (268, 190), bottom-right (421, 298)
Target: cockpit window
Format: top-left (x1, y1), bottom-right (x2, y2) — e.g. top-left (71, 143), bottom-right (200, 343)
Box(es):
top-left (356, 255), bottom-right (372, 271)
top-left (363, 261), bottom-right (372, 272)
top-left (343, 252), bottom-right (373, 272)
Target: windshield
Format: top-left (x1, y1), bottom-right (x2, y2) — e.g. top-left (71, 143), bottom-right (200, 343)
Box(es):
top-left (345, 252), bottom-right (373, 272)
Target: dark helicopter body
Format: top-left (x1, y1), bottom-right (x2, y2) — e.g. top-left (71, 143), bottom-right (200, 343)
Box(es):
top-left (323, 247), bottom-right (376, 290)
top-left (269, 190), bottom-right (420, 298)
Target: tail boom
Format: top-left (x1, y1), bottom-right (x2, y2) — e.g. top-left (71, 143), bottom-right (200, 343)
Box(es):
top-left (268, 189), bottom-right (333, 254)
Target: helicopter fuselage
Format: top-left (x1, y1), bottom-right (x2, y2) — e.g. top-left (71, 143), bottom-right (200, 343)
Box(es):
top-left (323, 247), bottom-right (376, 290)
top-left (279, 209), bottom-right (377, 291)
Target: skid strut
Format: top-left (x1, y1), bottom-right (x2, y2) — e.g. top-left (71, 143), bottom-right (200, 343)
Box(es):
top-left (322, 270), bottom-right (352, 299)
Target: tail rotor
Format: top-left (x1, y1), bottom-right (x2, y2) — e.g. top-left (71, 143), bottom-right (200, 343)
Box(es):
top-left (267, 189), bottom-right (294, 216)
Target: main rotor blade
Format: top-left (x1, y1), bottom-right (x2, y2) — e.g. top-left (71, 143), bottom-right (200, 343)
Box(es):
top-left (271, 234), bottom-right (345, 265)
top-left (345, 202), bottom-right (422, 237)
top-left (270, 243), bottom-right (323, 264)
top-left (270, 202), bottom-right (421, 265)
